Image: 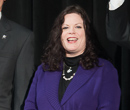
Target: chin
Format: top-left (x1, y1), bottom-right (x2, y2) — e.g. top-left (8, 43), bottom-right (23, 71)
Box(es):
top-left (67, 49), bottom-right (77, 52)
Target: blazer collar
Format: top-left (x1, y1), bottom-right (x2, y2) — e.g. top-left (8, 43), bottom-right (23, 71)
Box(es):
top-left (45, 64), bottom-right (98, 110)
top-left (0, 15), bottom-right (11, 32)
top-left (45, 70), bottom-right (62, 110)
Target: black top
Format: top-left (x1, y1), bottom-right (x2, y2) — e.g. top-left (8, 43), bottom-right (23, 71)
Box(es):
top-left (58, 55), bottom-right (81, 102)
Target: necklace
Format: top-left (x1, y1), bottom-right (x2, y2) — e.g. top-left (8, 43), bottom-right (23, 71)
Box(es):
top-left (62, 72), bottom-right (75, 81)
top-left (62, 63), bottom-right (76, 81)
top-left (64, 63), bottom-right (72, 73)
top-left (67, 67), bottom-right (72, 73)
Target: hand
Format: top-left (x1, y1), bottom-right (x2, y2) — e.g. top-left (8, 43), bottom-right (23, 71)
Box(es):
top-left (109, 0), bottom-right (125, 10)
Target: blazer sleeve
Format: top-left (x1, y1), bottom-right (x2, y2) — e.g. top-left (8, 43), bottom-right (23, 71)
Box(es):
top-left (97, 64), bottom-right (121, 110)
top-left (13, 32), bottom-right (35, 110)
top-left (24, 65), bottom-right (43, 110)
top-left (106, 1), bottom-right (130, 49)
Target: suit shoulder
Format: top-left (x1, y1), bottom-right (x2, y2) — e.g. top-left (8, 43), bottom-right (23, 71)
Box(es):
top-left (7, 20), bottom-right (34, 42)
top-left (8, 19), bottom-right (32, 34)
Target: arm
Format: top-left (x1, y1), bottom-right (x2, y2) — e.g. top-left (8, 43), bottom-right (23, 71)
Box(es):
top-left (13, 32), bottom-right (35, 110)
top-left (24, 65), bottom-right (43, 110)
top-left (106, 0), bottom-right (130, 49)
top-left (97, 64), bottom-right (121, 110)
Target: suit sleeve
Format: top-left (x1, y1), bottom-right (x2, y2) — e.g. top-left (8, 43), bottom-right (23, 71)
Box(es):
top-left (97, 64), bottom-right (121, 110)
top-left (106, 1), bottom-right (130, 49)
top-left (13, 32), bottom-right (35, 110)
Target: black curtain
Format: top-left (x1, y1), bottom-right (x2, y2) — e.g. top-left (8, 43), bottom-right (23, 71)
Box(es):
top-left (2, 0), bottom-right (130, 109)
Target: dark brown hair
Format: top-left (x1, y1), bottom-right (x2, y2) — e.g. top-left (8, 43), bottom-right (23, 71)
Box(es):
top-left (42, 5), bottom-right (100, 71)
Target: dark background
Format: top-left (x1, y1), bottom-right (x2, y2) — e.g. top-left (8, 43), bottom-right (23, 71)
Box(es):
top-left (2, 0), bottom-right (130, 109)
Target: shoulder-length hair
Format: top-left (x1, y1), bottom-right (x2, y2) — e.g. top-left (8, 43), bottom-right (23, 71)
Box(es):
top-left (42, 5), bottom-right (101, 71)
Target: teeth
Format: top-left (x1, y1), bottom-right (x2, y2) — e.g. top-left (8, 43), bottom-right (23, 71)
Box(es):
top-left (67, 38), bottom-right (78, 41)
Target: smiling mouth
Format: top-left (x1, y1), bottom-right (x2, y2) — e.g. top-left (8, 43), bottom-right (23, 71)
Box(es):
top-left (67, 37), bottom-right (78, 43)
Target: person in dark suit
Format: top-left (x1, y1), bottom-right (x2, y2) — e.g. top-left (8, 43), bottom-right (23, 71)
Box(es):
top-left (0, 0), bottom-right (35, 110)
top-left (106, 0), bottom-right (130, 49)
top-left (24, 5), bottom-right (120, 110)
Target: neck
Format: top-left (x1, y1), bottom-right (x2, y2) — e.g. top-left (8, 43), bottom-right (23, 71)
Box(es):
top-left (66, 52), bottom-right (83, 57)
top-left (64, 54), bottom-right (82, 66)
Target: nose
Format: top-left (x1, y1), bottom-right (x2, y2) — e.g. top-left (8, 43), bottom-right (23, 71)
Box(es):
top-left (69, 27), bottom-right (75, 34)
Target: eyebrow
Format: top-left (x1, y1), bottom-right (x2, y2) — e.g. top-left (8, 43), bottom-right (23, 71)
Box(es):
top-left (75, 23), bottom-right (83, 25)
top-left (62, 23), bottom-right (83, 26)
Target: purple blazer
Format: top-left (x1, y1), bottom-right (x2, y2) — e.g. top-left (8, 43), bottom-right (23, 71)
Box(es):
top-left (24, 58), bottom-right (121, 110)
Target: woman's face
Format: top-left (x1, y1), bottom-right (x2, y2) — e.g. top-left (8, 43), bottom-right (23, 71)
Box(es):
top-left (61, 13), bottom-right (86, 57)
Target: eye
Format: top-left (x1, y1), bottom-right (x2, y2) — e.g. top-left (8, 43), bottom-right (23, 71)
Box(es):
top-left (62, 27), bottom-right (68, 29)
top-left (76, 26), bottom-right (82, 28)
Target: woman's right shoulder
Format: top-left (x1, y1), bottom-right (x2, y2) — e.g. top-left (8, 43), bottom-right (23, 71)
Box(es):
top-left (37, 63), bottom-right (44, 70)
top-left (35, 63), bottom-right (45, 76)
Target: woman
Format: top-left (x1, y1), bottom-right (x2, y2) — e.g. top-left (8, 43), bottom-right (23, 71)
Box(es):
top-left (24, 5), bottom-right (121, 110)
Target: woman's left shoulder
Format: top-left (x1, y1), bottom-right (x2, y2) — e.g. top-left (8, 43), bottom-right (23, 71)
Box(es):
top-left (98, 58), bottom-right (116, 69)
top-left (97, 58), bottom-right (118, 78)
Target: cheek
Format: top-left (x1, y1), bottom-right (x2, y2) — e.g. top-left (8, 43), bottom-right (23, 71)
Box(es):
top-left (80, 32), bottom-right (86, 47)
top-left (61, 35), bottom-right (66, 47)
top-left (77, 29), bottom-right (85, 36)
top-left (61, 32), bottom-right (67, 43)
top-left (61, 31), bottom-right (66, 39)
top-left (79, 32), bottom-right (86, 41)
top-left (61, 35), bottom-right (64, 44)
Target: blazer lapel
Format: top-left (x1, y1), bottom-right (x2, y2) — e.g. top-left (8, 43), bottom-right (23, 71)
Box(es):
top-left (61, 65), bottom-right (98, 105)
top-left (45, 70), bottom-right (62, 110)
top-left (0, 16), bottom-right (11, 49)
